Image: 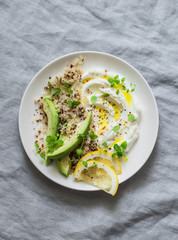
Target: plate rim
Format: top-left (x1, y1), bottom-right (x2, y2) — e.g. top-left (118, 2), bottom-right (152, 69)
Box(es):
top-left (19, 51), bottom-right (159, 191)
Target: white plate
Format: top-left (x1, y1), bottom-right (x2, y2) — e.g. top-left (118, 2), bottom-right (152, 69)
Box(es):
top-left (19, 51), bottom-right (159, 191)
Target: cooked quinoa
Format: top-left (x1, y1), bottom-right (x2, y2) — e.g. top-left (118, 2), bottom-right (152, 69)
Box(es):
top-left (33, 56), bottom-right (98, 170)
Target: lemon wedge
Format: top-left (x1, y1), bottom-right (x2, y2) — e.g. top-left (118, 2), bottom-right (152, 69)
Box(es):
top-left (80, 150), bottom-right (122, 175)
top-left (73, 160), bottom-right (119, 196)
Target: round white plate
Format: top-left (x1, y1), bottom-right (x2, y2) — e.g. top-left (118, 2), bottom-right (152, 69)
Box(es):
top-left (19, 51), bottom-right (159, 191)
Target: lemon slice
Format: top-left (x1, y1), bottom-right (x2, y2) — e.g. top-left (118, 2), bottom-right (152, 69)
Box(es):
top-left (80, 150), bottom-right (122, 175)
top-left (73, 160), bottom-right (119, 196)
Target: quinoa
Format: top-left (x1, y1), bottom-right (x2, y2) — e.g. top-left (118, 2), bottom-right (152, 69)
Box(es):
top-left (33, 56), bottom-right (97, 162)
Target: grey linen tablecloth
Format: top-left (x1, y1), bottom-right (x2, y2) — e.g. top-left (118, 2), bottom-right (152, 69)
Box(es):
top-left (1, 0), bottom-right (178, 239)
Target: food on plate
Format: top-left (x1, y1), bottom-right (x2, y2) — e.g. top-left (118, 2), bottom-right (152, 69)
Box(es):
top-left (33, 56), bottom-right (140, 195)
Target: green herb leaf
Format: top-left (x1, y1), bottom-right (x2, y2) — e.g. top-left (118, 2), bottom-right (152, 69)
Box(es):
top-left (101, 93), bottom-right (110, 97)
top-left (89, 131), bottom-right (98, 140)
top-left (121, 78), bottom-right (125, 83)
top-left (48, 146), bottom-right (55, 152)
top-left (91, 95), bottom-right (97, 104)
top-left (68, 100), bottom-right (80, 108)
top-left (52, 88), bottom-right (61, 95)
top-left (66, 88), bottom-right (73, 93)
top-left (115, 80), bottom-right (120, 84)
top-left (78, 133), bottom-right (86, 138)
top-left (113, 144), bottom-right (123, 158)
top-left (112, 125), bottom-right (120, 132)
top-left (122, 85), bottom-right (126, 90)
top-left (104, 150), bottom-right (108, 152)
top-left (40, 153), bottom-right (45, 159)
top-left (54, 139), bottom-right (64, 148)
top-left (69, 159), bottom-right (76, 162)
top-left (35, 142), bottom-right (39, 149)
top-left (108, 78), bottom-right (115, 87)
top-left (131, 88), bottom-right (135, 92)
top-left (76, 149), bottom-right (83, 156)
top-left (93, 162), bottom-right (97, 167)
top-left (48, 81), bottom-right (52, 91)
top-left (82, 161), bottom-right (88, 167)
top-left (121, 141), bottom-right (127, 149)
top-left (73, 101), bottom-right (80, 106)
top-left (64, 82), bottom-right (70, 87)
top-left (116, 89), bottom-right (119, 95)
top-left (46, 135), bottom-right (57, 143)
top-left (103, 142), bottom-right (108, 148)
top-left (127, 89), bottom-right (129, 93)
top-left (112, 152), bottom-right (117, 157)
top-left (108, 78), bottom-right (114, 83)
top-left (68, 100), bottom-right (74, 108)
top-left (128, 113), bottom-right (135, 122)
top-left (114, 75), bottom-right (119, 80)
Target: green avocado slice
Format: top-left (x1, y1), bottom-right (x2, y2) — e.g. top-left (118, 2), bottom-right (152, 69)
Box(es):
top-left (43, 97), bottom-right (59, 136)
top-left (45, 112), bottom-right (92, 163)
top-left (57, 156), bottom-right (71, 177)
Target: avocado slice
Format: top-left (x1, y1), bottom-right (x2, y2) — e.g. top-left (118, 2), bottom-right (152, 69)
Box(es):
top-left (43, 97), bottom-right (59, 165)
top-left (57, 156), bottom-right (71, 177)
top-left (43, 97), bottom-right (59, 136)
top-left (46, 112), bottom-right (92, 163)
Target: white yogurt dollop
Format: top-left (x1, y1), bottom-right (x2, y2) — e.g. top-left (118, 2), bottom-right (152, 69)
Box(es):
top-left (76, 72), bottom-right (140, 155)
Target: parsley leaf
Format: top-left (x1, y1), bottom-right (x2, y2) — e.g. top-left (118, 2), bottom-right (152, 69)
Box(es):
top-left (93, 162), bottom-right (97, 167)
top-left (64, 82), bottom-right (70, 87)
top-left (66, 88), bottom-right (73, 93)
top-left (48, 81), bottom-right (52, 91)
top-left (35, 142), bottom-right (39, 149)
top-left (122, 85), bottom-right (126, 90)
top-left (101, 93), bottom-right (110, 97)
top-left (78, 133), bottom-right (86, 138)
top-left (103, 142), bottom-right (108, 148)
top-left (68, 100), bottom-right (80, 108)
top-left (112, 141), bottom-right (128, 159)
top-left (112, 152), bottom-right (117, 157)
top-left (48, 146), bottom-right (55, 152)
top-left (121, 78), bottom-right (125, 83)
top-left (40, 153), bottom-right (45, 159)
top-left (128, 114), bottom-right (135, 122)
top-left (46, 135), bottom-right (57, 143)
top-left (114, 75), bottom-right (119, 80)
top-left (69, 159), bottom-right (76, 162)
top-left (91, 95), bottom-right (97, 104)
top-left (46, 135), bottom-right (64, 152)
top-left (121, 141), bottom-right (127, 149)
top-left (89, 131), bottom-right (98, 140)
top-left (82, 161), bottom-right (88, 167)
top-left (112, 125), bottom-right (120, 132)
top-left (116, 89), bottom-right (119, 95)
top-left (76, 149), bottom-right (83, 156)
top-left (52, 88), bottom-right (61, 95)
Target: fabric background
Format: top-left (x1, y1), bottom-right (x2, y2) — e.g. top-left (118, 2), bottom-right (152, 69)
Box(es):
top-left (1, 0), bottom-right (178, 239)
